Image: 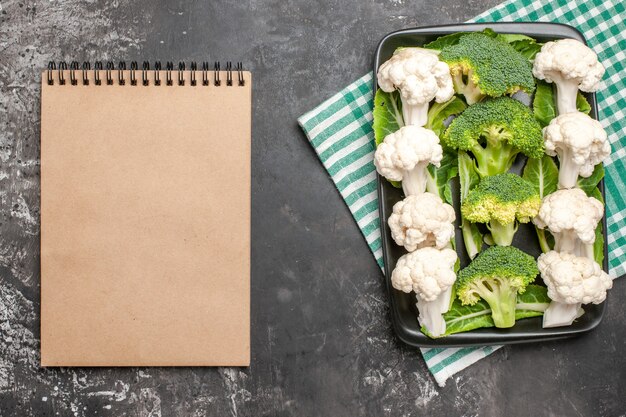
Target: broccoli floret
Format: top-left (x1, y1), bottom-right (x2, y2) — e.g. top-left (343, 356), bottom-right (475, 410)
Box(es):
top-left (439, 33), bottom-right (536, 104)
top-left (457, 246), bottom-right (538, 328)
top-left (462, 174), bottom-right (541, 246)
top-left (442, 97), bottom-right (544, 178)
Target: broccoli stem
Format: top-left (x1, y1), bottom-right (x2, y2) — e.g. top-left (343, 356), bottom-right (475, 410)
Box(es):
top-left (536, 227), bottom-right (552, 253)
top-left (543, 301), bottom-right (582, 328)
top-left (401, 164), bottom-right (428, 196)
top-left (471, 278), bottom-right (517, 328)
top-left (471, 131), bottom-right (517, 178)
top-left (487, 219), bottom-right (517, 246)
top-left (401, 99), bottom-right (429, 127)
top-left (461, 219), bottom-right (482, 259)
top-left (490, 297), bottom-right (517, 328)
top-left (552, 74), bottom-right (580, 115)
top-left (452, 70), bottom-right (484, 105)
top-left (556, 147), bottom-right (582, 189)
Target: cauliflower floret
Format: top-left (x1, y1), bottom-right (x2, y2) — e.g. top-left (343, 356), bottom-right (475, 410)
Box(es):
top-left (533, 188), bottom-right (604, 258)
top-left (374, 125), bottom-right (443, 196)
top-left (388, 193), bottom-right (456, 251)
top-left (377, 48), bottom-right (454, 126)
top-left (543, 112), bottom-right (610, 189)
top-left (538, 251), bottom-right (612, 328)
top-left (391, 247), bottom-right (458, 337)
top-left (391, 247), bottom-right (458, 300)
top-left (533, 39), bottom-right (605, 114)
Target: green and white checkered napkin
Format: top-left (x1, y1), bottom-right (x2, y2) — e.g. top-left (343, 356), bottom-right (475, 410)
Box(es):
top-left (298, 0), bottom-right (626, 387)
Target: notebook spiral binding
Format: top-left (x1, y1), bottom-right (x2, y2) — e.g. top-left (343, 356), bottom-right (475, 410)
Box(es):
top-left (46, 61), bottom-right (245, 87)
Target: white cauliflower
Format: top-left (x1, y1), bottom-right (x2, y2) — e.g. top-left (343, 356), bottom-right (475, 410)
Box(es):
top-left (538, 251), bottom-right (612, 328)
top-left (391, 247), bottom-right (458, 337)
top-left (533, 188), bottom-right (604, 259)
top-left (543, 112), bottom-right (611, 189)
top-left (533, 39), bottom-right (605, 114)
top-left (374, 125), bottom-right (443, 196)
top-left (388, 193), bottom-right (456, 252)
top-left (377, 48), bottom-right (454, 126)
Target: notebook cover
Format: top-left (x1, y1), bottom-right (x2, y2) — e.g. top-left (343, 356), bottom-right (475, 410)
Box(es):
top-left (40, 69), bottom-right (251, 366)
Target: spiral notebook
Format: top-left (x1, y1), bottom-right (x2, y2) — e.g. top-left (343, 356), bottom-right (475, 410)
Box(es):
top-left (40, 61), bottom-right (251, 366)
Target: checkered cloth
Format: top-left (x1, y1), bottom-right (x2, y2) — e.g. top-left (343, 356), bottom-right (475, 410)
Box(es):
top-left (298, 0), bottom-right (626, 387)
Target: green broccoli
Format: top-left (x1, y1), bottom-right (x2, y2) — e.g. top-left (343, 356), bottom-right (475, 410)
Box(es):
top-left (462, 173), bottom-right (541, 246)
top-left (457, 246), bottom-right (538, 328)
top-left (439, 33), bottom-right (535, 104)
top-left (442, 97), bottom-right (544, 178)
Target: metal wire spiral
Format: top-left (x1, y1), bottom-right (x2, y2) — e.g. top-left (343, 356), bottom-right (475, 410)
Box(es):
top-left (46, 61), bottom-right (245, 87)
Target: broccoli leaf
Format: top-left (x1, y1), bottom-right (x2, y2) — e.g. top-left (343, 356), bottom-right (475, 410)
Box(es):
top-left (496, 33), bottom-right (536, 43)
top-left (439, 28), bottom-right (533, 44)
top-left (533, 81), bottom-right (557, 127)
top-left (430, 299), bottom-right (494, 336)
top-left (577, 164), bottom-right (605, 195)
top-left (509, 39), bottom-right (543, 60)
top-left (421, 285), bottom-right (549, 338)
top-left (424, 29), bottom-right (528, 50)
top-left (426, 149), bottom-right (459, 205)
top-left (423, 32), bottom-right (466, 50)
top-left (425, 96), bottom-right (467, 138)
top-left (483, 29), bottom-right (535, 43)
top-left (594, 228), bottom-right (605, 265)
top-left (515, 284), bottom-right (551, 317)
top-left (522, 155), bottom-right (559, 198)
top-left (481, 28), bottom-right (498, 38)
top-left (590, 186), bottom-right (604, 205)
top-left (459, 151), bottom-right (480, 200)
top-left (372, 89), bottom-right (403, 188)
top-left (590, 187), bottom-right (605, 265)
top-left (577, 93), bottom-right (592, 114)
top-left (373, 89), bottom-right (403, 145)
top-left (459, 151), bottom-right (483, 258)
top-left (533, 80), bottom-right (591, 127)
top-left (488, 31), bottom-right (542, 59)
top-left (423, 97), bottom-right (465, 204)
top-left (523, 155), bottom-right (559, 252)
top-left (424, 98), bottom-right (464, 204)
top-left (514, 310), bottom-right (545, 320)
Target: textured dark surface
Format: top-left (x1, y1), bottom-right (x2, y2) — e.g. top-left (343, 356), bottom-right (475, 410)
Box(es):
top-left (0, 0), bottom-right (624, 416)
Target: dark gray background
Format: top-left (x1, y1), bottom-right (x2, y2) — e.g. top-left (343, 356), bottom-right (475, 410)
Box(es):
top-left (1, 0), bottom-right (624, 416)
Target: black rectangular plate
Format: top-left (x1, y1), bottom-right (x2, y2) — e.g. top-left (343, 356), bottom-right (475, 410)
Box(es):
top-left (375, 22), bottom-right (609, 347)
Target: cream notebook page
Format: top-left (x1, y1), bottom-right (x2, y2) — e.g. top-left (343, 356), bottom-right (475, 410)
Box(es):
top-left (40, 65), bottom-right (251, 366)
